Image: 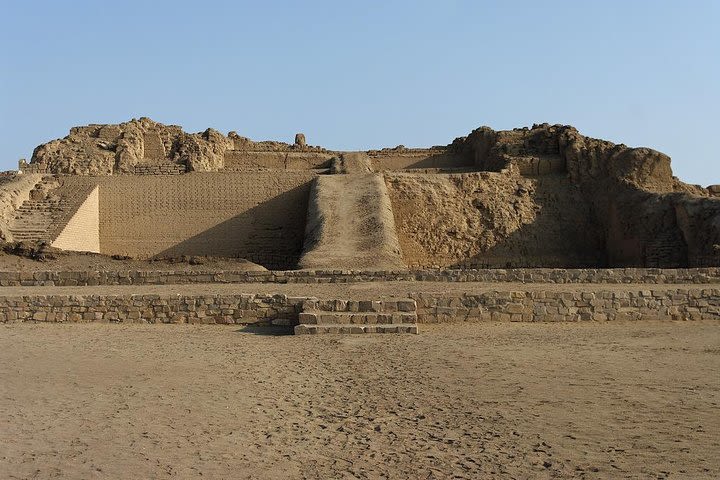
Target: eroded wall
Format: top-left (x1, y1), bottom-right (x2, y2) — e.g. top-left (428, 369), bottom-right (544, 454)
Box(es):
top-left (97, 172), bottom-right (314, 268)
top-left (222, 151), bottom-right (333, 171)
top-left (369, 151), bottom-right (473, 171)
top-left (22, 118), bottom-right (720, 269)
top-left (386, 171), bottom-right (604, 268)
top-left (0, 174), bottom-right (43, 241)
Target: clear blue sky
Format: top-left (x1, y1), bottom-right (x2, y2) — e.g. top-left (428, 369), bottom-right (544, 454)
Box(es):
top-left (1, 0), bottom-right (718, 185)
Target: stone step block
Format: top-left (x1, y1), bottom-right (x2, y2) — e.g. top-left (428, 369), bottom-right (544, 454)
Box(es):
top-left (294, 324), bottom-right (418, 335)
top-left (301, 298), bottom-right (416, 313)
top-left (298, 311), bottom-right (417, 325)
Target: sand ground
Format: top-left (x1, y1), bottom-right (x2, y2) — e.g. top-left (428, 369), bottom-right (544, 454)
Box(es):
top-left (1, 322), bottom-right (719, 479)
top-left (0, 251), bottom-right (267, 273)
top-left (0, 281), bottom-right (713, 299)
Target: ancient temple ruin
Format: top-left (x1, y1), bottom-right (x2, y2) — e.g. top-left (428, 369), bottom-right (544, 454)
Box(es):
top-left (5, 117), bottom-right (719, 270)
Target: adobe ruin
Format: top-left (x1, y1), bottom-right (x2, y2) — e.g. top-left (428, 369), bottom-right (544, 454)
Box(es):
top-left (4, 117), bottom-right (718, 271)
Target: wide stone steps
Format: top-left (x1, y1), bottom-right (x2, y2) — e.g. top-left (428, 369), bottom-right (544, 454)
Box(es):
top-left (8, 178), bottom-right (71, 244)
top-left (298, 311), bottom-right (417, 325)
top-left (9, 202), bottom-right (59, 242)
top-left (295, 324), bottom-right (418, 334)
top-left (12, 233), bottom-right (48, 240)
top-left (295, 298), bottom-right (418, 335)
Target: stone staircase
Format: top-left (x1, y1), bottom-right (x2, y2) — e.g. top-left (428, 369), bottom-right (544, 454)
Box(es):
top-left (8, 197), bottom-right (63, 243)
top-left (8, 177), bottom-right (97, 244)
top-left (295, 298), bottom-right (418, 334)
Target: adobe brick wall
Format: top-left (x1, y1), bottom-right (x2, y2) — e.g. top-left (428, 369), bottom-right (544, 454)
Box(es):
top-left (51, 186), bottom-right (99, 252)
top-left (386, 172), bottom-right (605, 269)
top-left (222, 151), bottom-right (333, 171)
top-left (369, 152), bottom-right (472, 171)
top-left (96, 172), bottom-right (315, 267)
top-left (127, 164), bottom-right (187, 175)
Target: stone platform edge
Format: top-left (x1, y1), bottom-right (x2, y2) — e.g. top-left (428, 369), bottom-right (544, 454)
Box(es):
top-left (1, 287), bottom-right (718, 324)
top-left (0, 267), bottom-right (718, 287)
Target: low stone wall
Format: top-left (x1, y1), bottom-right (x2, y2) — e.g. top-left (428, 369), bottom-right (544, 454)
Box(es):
top-left (0, 293), bottom-right (312, 325)
top-left (413, 287), bottom-right (720, 322)
top-left (1, 287), bottom-right (718, 324)
top-left (0, 267), bottom-right (718, 287)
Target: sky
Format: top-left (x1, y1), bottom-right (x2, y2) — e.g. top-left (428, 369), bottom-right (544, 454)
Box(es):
top-left (1, 0), bottom-right (718, 185)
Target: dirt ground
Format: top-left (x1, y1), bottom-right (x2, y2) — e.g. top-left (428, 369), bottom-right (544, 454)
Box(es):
top-left (0, 250), bottom-right (267, 273)
top-left (0, 280), bottom-right (712, 302)
top-left (1, 322), bottom-right (718, 479)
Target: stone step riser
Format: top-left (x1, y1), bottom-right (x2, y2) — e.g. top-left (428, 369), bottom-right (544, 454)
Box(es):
top-left (296, 298), bottom-right (418, 334)
top-left (299, 311), bottom-right (417, 325)
top-left (295, 324), bottom-right (418, 335)
top-left (10, 183), bottom-right (64, 242)
top-left (301, 299), bottom-right (416, 314)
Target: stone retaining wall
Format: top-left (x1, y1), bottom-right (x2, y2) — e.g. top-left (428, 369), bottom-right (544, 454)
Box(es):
top-left (413, 288), bottom-right (720, 323)
top-left (0, 267), bottom-right (718, 287)
top-left (1, 287), bottom-right (718, 324)
top-left (0, 293), bottom-right (312, 325)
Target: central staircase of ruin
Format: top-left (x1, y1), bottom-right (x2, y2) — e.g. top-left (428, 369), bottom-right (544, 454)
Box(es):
top-left (298, 172), bottom-right (406, 270)
top-left (295, 298), bottom-right (418, 334)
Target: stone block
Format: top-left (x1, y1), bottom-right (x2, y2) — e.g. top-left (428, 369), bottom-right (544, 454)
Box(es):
top-left (505, 303), bottom-right (524, 314)
top-left (397, 300), bottom-right (416, 312)
top-left (294, 325), bottom-right (311, 335)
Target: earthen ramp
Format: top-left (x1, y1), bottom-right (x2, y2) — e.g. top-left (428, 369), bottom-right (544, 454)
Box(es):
top-left (299, 173), bottom-right (405, 270)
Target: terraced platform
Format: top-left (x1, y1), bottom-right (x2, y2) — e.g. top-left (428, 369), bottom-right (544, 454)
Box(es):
top-left (0, 281), bottom-right (717, 328)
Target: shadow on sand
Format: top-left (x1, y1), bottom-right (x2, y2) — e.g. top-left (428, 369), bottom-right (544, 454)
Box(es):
top-left (235, 325), bottom-right (295, 336)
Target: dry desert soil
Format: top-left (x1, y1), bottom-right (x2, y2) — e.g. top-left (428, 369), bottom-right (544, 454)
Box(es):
top-left (1, 321), bottom-right (719, 479)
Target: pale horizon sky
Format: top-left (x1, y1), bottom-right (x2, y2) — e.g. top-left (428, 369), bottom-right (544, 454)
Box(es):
top-left (1, 0), bottom-right (718, 185)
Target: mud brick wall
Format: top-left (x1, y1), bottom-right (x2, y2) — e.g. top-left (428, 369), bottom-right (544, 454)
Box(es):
top-left (142, 131), bottom-right (166, 160)
top-left (0, 268), bottom-right (718, 287)
top-left (51, 186), bottom-right (99, 252)
top-left (369, 152), bottom-right (472, 171)
top-left (222, 151), bottom-right (333, 171)
top-left (96, 172), bottom-right (315, 267)
top-left (386, 172), bottom-right (605, 269)
top-left (128, 164), bottom-right (187, 175)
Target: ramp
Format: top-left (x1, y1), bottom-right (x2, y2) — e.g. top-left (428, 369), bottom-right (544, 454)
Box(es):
top-left (299, 173), bottom-right (405, 270)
